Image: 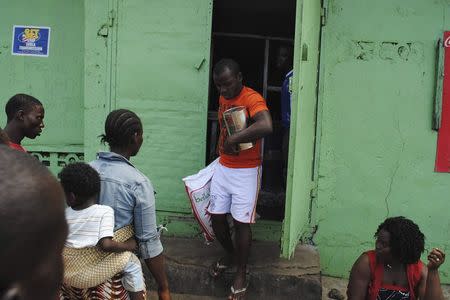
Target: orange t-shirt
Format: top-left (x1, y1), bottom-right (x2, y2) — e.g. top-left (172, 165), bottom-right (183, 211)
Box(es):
top-left (218, 86), bottom-right (269, 168)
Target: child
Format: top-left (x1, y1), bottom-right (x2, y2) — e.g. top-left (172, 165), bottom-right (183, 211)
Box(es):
top-left (59, 162), bottom-right (145, 300)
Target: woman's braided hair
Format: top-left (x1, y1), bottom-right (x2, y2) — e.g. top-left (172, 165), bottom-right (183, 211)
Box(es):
top-left (100, 109), bottom-right (142, 148)
top-left (375, 216), bottom-right (425, 264)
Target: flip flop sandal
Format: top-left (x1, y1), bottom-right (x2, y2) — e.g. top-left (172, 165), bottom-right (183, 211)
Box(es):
top-left (228, 282), bottom-right (249, 300)
top-left (209, 259), bottom-right (230, 278)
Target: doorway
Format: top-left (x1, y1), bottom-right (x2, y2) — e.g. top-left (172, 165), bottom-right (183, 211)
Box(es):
top-left (206, 0), bottom-right (297, 221)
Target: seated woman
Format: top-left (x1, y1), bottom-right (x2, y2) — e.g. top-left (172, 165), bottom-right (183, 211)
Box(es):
top-left (347, 216), bottom-right (446, 300)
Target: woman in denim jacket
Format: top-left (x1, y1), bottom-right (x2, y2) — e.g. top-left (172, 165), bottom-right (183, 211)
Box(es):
top-left (90, 109), bottom-right (171, 300)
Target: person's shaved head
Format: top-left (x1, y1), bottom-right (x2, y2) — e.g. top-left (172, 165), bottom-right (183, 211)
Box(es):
top-left (0, 147), bottom-right (67, 300)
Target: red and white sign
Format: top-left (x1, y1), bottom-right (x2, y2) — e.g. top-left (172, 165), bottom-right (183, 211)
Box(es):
top-left (444, 35), bottom-right (450, 48)
top-left (435, 31), bottom-right (450, 172)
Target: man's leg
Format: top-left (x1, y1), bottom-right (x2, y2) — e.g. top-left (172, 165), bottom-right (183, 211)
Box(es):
top-left (227, 165), bottom-right (260, 298)
top-left (209, 163), bottom-right (234, 268)
top-left (232, 219), bottom-right (251, 291)
top-left (144, 254), bottom-right (171, 300)
top-left (211, 213), bottom-right (235, 265)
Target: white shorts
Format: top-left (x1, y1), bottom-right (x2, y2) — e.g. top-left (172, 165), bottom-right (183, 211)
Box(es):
top-left (208, 162), bottom-right (261, 223)
top-left (122, 254), bottom-right (145, 292)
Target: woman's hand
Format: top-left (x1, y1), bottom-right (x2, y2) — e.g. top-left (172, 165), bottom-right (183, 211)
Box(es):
top-left (427, 248), bottom-right (445, 270)
top-left (419, 248), bottom-right (446, 300)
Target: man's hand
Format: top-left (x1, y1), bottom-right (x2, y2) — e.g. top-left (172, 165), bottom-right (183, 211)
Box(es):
top-left (221, 110), bottom-right (272, 156)
top-left (427, 248), bottom-right (445, 270)
top-left (223, 135), bottom-right (239, 155)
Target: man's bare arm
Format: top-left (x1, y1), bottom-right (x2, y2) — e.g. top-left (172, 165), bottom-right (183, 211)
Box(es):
top-left (226, 110), bottom-right (273, 146)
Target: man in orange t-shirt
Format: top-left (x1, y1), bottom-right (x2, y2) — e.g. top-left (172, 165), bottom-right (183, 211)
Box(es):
top-left (208, 59), bottom-right (273, 299)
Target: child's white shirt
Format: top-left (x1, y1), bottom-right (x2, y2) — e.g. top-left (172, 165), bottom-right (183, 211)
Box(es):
top-left (65, 204), bottom-right (114, 248)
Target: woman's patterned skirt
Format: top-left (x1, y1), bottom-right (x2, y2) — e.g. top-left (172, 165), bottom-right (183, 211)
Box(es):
top-left (60, 273), bottom-right (146, 300)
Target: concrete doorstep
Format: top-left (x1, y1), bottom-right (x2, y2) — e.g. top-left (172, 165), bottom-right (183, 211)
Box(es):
top-left (143, 237), bottom-right (321, 300)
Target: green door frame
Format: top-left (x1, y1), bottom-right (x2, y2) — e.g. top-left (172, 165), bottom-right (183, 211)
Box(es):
top-left (281, 0), bottom-right (322, 258)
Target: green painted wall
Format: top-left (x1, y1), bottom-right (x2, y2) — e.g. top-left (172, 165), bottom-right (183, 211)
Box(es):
top-left (0, 0), bottom-right (84, 151)
top-left (316, 0), bottom-right (450, 282)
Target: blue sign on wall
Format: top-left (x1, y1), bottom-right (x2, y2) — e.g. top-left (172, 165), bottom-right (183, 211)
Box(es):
top-left (11, 25), bottom-right (51, 57)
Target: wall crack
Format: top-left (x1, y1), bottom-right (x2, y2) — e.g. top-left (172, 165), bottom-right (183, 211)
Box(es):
top-left (384, 109), bottom-right (406, 217)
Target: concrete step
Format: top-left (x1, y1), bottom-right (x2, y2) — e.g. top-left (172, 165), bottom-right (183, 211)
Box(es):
top-left (144, 237), bottom-right (321, 300)
top-left (147, 291), bottom-right (221, 299)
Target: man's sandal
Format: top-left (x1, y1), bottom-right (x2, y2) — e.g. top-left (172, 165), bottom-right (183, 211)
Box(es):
top-left (228, 282), bottom-right (249, 300)
top-left (209, 259), bottom-right (230, 278)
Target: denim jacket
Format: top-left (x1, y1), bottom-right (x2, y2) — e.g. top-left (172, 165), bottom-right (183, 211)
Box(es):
top-left (90, 152), bottom-right (163, 259)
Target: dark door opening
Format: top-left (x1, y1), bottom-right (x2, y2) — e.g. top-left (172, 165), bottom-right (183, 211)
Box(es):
top-left (206, 0), bottom-right (297, 221)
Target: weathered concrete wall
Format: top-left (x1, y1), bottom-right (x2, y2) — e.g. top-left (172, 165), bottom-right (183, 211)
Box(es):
top-left (316, 0), bottom-right (450, 282)
top-left (0, 0), bottom-right (84, 150)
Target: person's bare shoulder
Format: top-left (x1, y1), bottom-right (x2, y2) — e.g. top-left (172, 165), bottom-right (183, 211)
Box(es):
top-left (351, 252), bottom-right (371, 275)
top-left (347, 252), bottom-right (371, 300)
top-left (357, 252), bottom-right (370, 265)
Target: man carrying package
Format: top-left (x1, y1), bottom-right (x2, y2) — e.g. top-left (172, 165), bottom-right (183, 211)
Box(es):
top-left (208, 58), bottom-right (273, 300)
